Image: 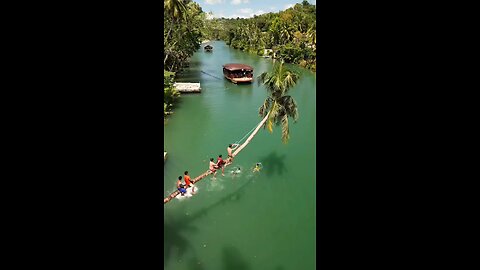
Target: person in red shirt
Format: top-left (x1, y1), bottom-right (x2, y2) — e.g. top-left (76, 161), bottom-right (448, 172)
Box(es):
top-left (184, 171), bottom-right (192, 187)
top-left (217, 154), bottom-right (226, 176)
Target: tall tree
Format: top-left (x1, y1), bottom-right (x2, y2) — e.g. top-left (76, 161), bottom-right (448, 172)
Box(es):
top-left (164, 0), bottom-right (188, 44)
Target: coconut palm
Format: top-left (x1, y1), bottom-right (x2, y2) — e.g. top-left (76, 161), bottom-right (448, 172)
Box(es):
top-left (306, 26), bottom-right (316, 51)
top-left (230, 61), bottom-right (300, 160)
top-left (164, 0), bottom-right (188, 43)
top-left (164, 0), bottom-right (187, 21)
top-left (258, 61), bottom-right (299, 143)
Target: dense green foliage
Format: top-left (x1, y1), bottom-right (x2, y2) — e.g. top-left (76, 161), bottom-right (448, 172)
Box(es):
top-left (205, 1), bottom-right (316, 71)
top-left (164, 70), bottom-right (180, 117)
top-left (164, 0), bottom-right (207, 117)
top-left (164, 0), bottom-right (206, 72)
top-left (258, 61), bottom-right (300, 143)
top-left (163, 0), bottom-right (315, 117)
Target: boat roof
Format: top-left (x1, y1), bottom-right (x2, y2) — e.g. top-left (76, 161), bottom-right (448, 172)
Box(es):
top-left (223, 63), bottom-right (254, 71)
top-left (204, 45), bottom-right (213, 48)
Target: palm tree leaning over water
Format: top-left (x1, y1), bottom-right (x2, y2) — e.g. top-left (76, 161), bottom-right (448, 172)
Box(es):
top-left (231, 61), bottom-right (300, 157)
top-left (258, 60), bottom-right (299, 143)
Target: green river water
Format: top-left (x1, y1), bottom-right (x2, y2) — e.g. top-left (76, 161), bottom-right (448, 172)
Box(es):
top-left (164, 41), bottom-right (316, 270)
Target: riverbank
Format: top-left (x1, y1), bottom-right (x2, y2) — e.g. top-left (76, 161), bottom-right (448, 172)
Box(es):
top-left (223, 42), bottom-right (316, 72)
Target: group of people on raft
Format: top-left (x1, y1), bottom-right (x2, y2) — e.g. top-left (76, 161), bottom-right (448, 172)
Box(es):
top-left (176, 143), bottom-right (263, 196)
top-left (208, 143), bottom-right (239, 178)
top-left (176, 143), bottom-right (240, 196)
top-left (176, 171), bottom-right (194, 196)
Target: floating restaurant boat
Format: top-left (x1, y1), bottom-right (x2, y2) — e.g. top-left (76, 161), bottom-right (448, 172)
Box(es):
top-left (222, 63), bottom-right (254, 84)
top-left (204, 45), bottom-right (213, 52)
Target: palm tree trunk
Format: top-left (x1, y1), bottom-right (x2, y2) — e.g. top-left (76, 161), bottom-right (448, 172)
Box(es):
top-left (165, 21), bottom-right (175, 44)
top-left (164, 53), bottom-right (169, 66)
top-left (232, 113), bottom-right (269, 157)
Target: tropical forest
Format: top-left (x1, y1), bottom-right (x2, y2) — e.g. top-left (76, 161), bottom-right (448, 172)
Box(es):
top-left (164, 0), bottom-right (316, 116)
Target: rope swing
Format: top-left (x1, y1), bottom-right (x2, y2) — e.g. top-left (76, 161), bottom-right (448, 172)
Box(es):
top-left (233, 122), bottom-right (258, 145)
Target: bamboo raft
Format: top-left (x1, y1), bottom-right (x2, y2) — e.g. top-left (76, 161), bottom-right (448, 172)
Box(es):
top-left (163, 113), bottom-right (269, 204)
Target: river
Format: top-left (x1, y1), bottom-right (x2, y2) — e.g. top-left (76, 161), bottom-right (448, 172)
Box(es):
top-left (164, 41), bottom-right (316, 270)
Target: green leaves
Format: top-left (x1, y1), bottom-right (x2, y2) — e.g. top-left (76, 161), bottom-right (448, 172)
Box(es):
top-left (257, 61), bottom-right (300, 143)
top-left (164, 0), bottom-right (188, 22)
top-left (281, 114), bottom-right (289, 144)
top-left (164, 0), bottom-right (206, 72)
top-left (210, 3), bottom-right (316, 71)
top-left (164, 70), bottom-right (180, 117)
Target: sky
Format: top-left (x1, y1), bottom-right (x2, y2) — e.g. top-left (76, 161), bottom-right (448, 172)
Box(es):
top-left (199, 0), bottom-right (316, 19)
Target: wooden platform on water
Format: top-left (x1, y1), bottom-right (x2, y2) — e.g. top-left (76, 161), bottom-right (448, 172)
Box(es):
top-left (174, 82), bottom-right (201, 93)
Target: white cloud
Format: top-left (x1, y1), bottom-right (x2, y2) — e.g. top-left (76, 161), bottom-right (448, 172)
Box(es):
top-left (234, 9), bottom-right (266, 18)
top-left (204, 0), bottom-right (224, 5)
top-left (239, 8), bottom-right (253, 14)
top-left (212, 8), bottom-right (266, 19)
top-left (251, 10), bottom-right (266, 16)
top-left (212, 12), bottom-right (246, 19)
top-left (231, 0), bottom-right (249, 5)
top-left (213, 13), bottom-right (224, 18)
top-left (226, 14), bottom-right (248, 18)
top-left (284, 4), bottom-right (294, 10)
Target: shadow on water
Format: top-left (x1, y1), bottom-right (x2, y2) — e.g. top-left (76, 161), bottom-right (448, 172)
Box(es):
top-left (258, 151), bottom-right (287, 177)
top-left (164, 178), bottom-right (254, 268)
top-left (164, 208), bottom-right (197, 268)
top-left (187, 256), bottom-right (206, 270)
top-left (221, 246), bottom-right (251, 270)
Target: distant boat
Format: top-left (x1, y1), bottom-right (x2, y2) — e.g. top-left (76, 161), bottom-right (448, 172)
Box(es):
top-left (204, 45), bottom-right (213, 52)
top-left (222, 63), bottom-right (254, 84)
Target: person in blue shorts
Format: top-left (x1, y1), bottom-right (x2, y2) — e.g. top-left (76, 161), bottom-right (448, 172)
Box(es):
top-left (177, 176), bottom-right (187, 196)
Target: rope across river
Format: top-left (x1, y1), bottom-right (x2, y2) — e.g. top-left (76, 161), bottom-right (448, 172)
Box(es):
top-left (234, 122), bottom-right (258, 145)
top-left (201, 70), bottom-right (223, 80)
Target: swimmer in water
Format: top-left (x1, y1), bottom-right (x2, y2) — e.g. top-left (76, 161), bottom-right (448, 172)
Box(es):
top-left (253, 163), bottom-right (262, 172)
top-left (232, 167), bottom-right (241, 175)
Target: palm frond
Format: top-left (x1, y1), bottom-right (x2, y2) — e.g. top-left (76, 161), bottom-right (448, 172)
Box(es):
top-left (283, 71), bottom-right (299, 94)
top-left (258, 97), bottom-right (272, 118)
top-left (280, 96), bottom-right (299, 122)
top-left (281, 114), bottom-right (289, 143)
top-left (266, 118), bottom-right (274, 133)
top-left (266, 101), bottom-right (279, 133)
top-left (257, 72), bottom-right (268, 86)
